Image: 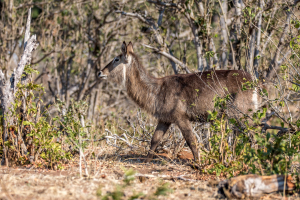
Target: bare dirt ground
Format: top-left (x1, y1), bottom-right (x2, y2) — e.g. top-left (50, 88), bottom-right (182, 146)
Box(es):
top-left (0, 146), bottom-right (299, 200)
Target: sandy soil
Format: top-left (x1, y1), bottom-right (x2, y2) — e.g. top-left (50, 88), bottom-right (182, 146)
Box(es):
top-left (0, 163), bottom-right (219, 200)
top-left (0, 147), bottom-right (299, 200)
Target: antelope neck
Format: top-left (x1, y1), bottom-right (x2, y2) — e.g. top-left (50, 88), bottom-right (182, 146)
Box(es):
top-left (125, 55), bottom-right (160, 114)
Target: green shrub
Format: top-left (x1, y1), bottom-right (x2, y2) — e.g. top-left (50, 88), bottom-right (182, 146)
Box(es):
top-left (202, 92), bottom-right (300, 178)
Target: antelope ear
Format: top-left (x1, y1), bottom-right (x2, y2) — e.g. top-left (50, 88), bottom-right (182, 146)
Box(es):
top-left (121, 41), bottom-right (127, 55)
top-left (127, 42), bottom-right (134, 54)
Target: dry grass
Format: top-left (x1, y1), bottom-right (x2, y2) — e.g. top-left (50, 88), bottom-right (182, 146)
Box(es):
top-left (0, 168), bottom-right (217, 200)
top-left (0, 145), bottom-right (299, 200)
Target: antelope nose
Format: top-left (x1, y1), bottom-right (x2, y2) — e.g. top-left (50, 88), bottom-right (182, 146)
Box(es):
top-left (98, 71), bottom-right (107, 79)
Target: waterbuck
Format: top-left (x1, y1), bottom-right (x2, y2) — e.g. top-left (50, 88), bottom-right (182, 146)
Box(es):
top-left (98, 41), bottom-right (260, 163)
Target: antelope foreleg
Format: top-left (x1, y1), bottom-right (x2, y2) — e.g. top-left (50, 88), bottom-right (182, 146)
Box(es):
top-left (145, 121), bottom-right (171, 162)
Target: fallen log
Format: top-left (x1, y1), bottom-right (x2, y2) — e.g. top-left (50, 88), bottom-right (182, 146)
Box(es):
top-left (216, 174), bottom-right (295, 199)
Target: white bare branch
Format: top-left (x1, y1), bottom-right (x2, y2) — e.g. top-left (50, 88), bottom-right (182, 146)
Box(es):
top-left (24, 8), bottom-right (31, 49)
top-left (13, 35), bottom-right (39, 93)
top-left (143, 44), bottom-right (191, 73)
top-left (219, 174), bottom-right (295, 198)
top-left (0, 8), bottom-right (39, 166)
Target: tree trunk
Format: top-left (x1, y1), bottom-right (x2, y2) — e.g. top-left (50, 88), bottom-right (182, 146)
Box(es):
top-left (220, 0), bottom-right (228, 69)
top-left (253, 0), bottom-right (264, 79)
top-left (0, 8), bottom-right (38, 166)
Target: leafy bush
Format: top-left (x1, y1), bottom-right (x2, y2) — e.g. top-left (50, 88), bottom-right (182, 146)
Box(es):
top-left (202, 91), bottom-right (300, 178)
top-left (0, 66), bottom-right (92, 169)
top-left (245, 132), bottom-right (300, 175)
top-left (54, 99), bottom-right (90, 154)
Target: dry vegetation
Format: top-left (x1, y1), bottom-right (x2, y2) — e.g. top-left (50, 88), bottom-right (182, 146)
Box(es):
top-left (0, 146), bottom-right (299, 200)
top-left (0, 157), bottom-right (217, 199)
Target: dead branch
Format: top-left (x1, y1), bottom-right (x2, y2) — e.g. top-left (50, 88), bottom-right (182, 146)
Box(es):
top-left (146, 0), bottom-right (181, 9)
top-left (142, 44), bottom-right (191, 73)
top-left (115, 10), bottom-right (164, 45)
top-left (135, 173), bottom-right (197, 182)
top-left (115, 9), bottom-right (179, 74)
top-left (218, 174), bottom-right (295, 199)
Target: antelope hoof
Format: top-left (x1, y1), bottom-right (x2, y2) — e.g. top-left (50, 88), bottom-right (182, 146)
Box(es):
top-left (188, 159), bottom-right (201, 170)
top-left (144, 154), bottom-right (154, 163)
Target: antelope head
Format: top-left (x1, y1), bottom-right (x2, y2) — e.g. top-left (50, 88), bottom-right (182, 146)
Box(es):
top-left (98, 41), bottom-right (134, 84)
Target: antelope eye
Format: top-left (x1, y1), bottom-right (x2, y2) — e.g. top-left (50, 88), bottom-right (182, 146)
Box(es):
top-left (114, 57), bottom-right (120, 62)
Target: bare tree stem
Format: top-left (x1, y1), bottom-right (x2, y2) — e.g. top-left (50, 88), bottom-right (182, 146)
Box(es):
top-left (0, 8), bottom-right (39, 166)
top-left (143, 44), bottom-right (191, 73)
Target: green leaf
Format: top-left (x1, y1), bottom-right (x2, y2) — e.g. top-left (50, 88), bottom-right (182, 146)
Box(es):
top-left (23, 121), bottom-right (34, 126)
top-left (279, 101), bottom-right (285, 107)
top-left (154, 183), bottom-right (173, 196)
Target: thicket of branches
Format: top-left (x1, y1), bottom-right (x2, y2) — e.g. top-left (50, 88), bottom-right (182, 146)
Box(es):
top-left (1, 0), bottom-right (299, 116)
top-left (1, 0), bottom-right (300, 176)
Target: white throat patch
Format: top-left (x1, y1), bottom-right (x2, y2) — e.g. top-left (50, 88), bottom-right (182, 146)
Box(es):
top-left (122, 56), bottom-right (132, 86)
top-left (123, 64), bottom-right (126, 86)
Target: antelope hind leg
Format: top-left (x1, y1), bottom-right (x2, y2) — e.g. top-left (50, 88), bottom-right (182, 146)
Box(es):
top-left (176, 119), bottom-right (200, 163)
top-left (145, 121), bottom-right (171, 162)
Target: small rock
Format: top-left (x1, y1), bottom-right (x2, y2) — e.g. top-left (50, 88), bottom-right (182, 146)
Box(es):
top-left (190, 187), bottom-right (195, 190)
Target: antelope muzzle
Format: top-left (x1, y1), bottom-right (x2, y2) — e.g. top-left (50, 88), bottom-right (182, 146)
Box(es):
top-left (97, 71), bottom-right (107, 79)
